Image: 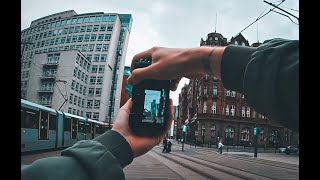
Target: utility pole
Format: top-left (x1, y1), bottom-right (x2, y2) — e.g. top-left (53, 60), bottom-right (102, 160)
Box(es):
top-left (254, 112), bottom-right (259, 158)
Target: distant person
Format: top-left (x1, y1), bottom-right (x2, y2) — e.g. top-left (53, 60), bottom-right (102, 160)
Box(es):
top-left (163, 137), bottom-right (167, 153)
top-left (166, 140), bottom-right (172, 153)
top-left (22, 38), bottom-right (298, 179)
top-left (218, 140), bottom-right (224, 154)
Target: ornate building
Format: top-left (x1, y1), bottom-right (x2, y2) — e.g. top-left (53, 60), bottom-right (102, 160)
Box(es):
top-left (178, 32), bottom-right (299, 148)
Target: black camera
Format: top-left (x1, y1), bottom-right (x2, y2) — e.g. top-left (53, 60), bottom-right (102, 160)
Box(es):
top-left (129, 59), bottom-right (170, 137)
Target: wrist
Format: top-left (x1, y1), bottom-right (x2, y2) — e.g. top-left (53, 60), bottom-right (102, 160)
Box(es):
top-left (209, 46), bottom-right (225, 80)
top-left (191, 46), bottom-right (224, 79)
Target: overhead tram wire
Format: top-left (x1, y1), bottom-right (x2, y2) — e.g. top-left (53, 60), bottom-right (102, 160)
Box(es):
top-left (233, 0), bottom-right (286, 37)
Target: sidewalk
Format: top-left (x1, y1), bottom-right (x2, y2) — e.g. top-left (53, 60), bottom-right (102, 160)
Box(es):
top-left (222, 151), bottom-right (299, 165)
top-left (169, 139), bottom-right (299, 165)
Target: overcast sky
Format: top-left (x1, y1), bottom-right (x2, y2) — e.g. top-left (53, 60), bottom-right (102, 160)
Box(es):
top-left (21, 0), bottom-right (299, 106)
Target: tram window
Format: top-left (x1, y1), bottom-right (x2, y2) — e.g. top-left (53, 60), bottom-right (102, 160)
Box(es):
top-left (86, 122), bottom-right (91, 133)
top-left (96, 125), bottom-right (101, 134)
top-left (64, 117), bottom-right (71, 132)
top-left (39, 111), bottom-right (49, 140)
top-left (71, 118), bottom-right (78, 139)
top-left (78, 121), bottom-right (85, 133)
top-left (21, 108), bottom-right (39, 129)
top-left (49, 114), bottom-right (57, 130)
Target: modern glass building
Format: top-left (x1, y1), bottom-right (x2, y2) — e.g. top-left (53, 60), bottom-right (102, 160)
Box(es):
top-left (21, 10), bottom-right (133, 124)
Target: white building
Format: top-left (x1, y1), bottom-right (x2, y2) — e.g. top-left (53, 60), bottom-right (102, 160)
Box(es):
top-left (21, 10), bottom-right (132, 124)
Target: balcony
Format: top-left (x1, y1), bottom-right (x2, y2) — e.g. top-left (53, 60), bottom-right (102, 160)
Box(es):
top-left (40, 74), bottom-right (56, 80)
top-left (38, 88), bottom-right (54, 93)
top-left (39, 101), bottom-right (52, 106)
top-left (43, 61), bottom-right (59, 66)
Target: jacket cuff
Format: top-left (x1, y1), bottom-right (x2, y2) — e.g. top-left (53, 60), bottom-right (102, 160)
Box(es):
top-left (221, 45), bottom-right (257, 93)
top-left (94, 130), bottom-right (133, 168)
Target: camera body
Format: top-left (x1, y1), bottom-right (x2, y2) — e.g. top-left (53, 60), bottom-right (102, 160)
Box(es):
top-left (129, 59), bottom-right (170, 137)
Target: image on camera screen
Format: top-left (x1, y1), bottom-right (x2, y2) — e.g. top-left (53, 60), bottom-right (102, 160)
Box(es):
top-left (142, 89), bottom-right (166, 124)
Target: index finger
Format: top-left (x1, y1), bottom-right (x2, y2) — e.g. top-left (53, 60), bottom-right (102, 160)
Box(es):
top-left (130, 47), bottom-right (154, 72)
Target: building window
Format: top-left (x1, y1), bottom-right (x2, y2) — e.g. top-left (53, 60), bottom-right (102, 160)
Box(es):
top-left (102, 44), bottom-right (109, 51)
top-left (68, 107), bottom-right (72, 113)
top-left (90, 34), bottom-right (97, 42)
top-left (226, 90), bottom-right (231, 96)
top-left (69, 94), bottom-right (73, 104)
top-left (241, 128), bottom-right (250, 141)
top-left (93, 54), bottom-right (100, 62)
top-left (260, 129), bottom-right (265, 141)
top-left (87, 100), bottom-right (93, 108)
top-left (231, 105), bottom-right (235, 116)
top-left (73, 95), bottom-right (77, 105)
top-left (204, 85), bottom-right (207, 95)
top-left (88, 88), bottom-right (94, 96)
top-left (96, 76), bottom-right (103, 85)
top-left (210, 125), bottom-right (216, 138)
top-left (246, 107), bottom-right (250, 117)
top-left (74, 26), bottom-right (80, 33)
top-left (98, 65), bottom-right (105, 73)
top-left (70, 80), bottom-right (75, 90)
top-left (242, 106), bottom-right (245, 117)
top-left (213, 84), bottom-right (218, 96)
top-left (90, 76), bottom-right (96, 85)
top-left (98, 34), bottom-right (104, 41)
top-left (95, 88), bottom-right (102, 96)
top-left (80, 26), bottom-right (86, 32)
top-left (86, 25), bottom-right (92, 32)
top-left (100, 25), bottom-right (106, 31)
top-left (225, 126), bottom-right (234, 139)
top-left (104, 34), bottom-right (111, 41)
top-left (94, 100), bottom-right (100, 109)
top-left (91, 65), bottom-right (98, 73)
top-left (84, 34), bottom-right (90, 42)
top-left (88, 44), bottom-right (94, 52)
top-left (235, 41), bottom-right (238, 45)
top-left (93, 112), bottom-right (99, 120)
top-left (212, 102), bottom-right (216, 114)
top-left (231, 91), bottom-right (236, 97)
top-left (93, 25), bottom-right (99, 32)
top-left (95, 44), bottom-right (102, 51)
top-left (203, 100), bottom-right (207, 113)
top-left (107, 25), bottom-right (113, 31)
top-left (78, 97), bottom-right (81, 107)
top-left (100, 54), bottom-right (107, 62)
top-left (86, 112), bottom-right (92, 118)
top-left (225, 105), bottom-right (229, 115)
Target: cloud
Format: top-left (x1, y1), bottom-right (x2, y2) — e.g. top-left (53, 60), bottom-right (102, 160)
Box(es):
top-left (22, 0), bottom-right (299, 106)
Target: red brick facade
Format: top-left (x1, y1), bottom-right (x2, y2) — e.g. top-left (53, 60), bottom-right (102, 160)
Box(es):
top-left (178, 32), bottom-right (299, 148)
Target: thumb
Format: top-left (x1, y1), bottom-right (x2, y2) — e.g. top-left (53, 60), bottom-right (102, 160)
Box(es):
top-left (127, 66), bottom-right (154, 85)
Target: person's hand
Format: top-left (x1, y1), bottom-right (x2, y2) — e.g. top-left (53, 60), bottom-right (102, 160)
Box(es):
top-left (127, 46), bottom-right (224, 90)
top-left (112, 98), bottom-right (174, 158)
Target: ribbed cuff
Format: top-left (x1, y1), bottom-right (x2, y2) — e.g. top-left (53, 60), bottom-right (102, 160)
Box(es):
top-left (94, 130), bottom-right (133, 168)
top-left (221, 45), bottom-right (257, 93)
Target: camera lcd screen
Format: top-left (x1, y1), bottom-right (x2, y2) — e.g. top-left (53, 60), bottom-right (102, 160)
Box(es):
top-left (142, 89), bottom-right (167, 124)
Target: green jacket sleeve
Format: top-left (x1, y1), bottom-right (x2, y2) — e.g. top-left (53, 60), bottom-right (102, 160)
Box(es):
top-left (221, 38), bottom-right (299, 131)
top-left (21, 130), bottom-right (134, 180)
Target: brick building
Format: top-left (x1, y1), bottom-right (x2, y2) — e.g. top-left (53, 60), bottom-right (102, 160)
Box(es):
top-left (177, 32), bottom-right (299, 148)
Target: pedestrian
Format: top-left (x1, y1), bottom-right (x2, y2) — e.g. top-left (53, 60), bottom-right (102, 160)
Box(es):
top-left (22, 38), bottom-right (298, 180)
top-left (162, 137), bottom-right (167, 153)
top-left (166, 140), bottom-right (172, 153)
top-left (218, 140), bottom-right (224, 154)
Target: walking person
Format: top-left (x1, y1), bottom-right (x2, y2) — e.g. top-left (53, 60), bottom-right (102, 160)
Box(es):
top-left (162, 137), bottom-right (167, 153)
top-left (218, 139), bottom-right (224, 154)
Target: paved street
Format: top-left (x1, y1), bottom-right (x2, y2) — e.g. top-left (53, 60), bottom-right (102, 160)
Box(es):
top-left (21, 140), bottom-right (299, 179)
